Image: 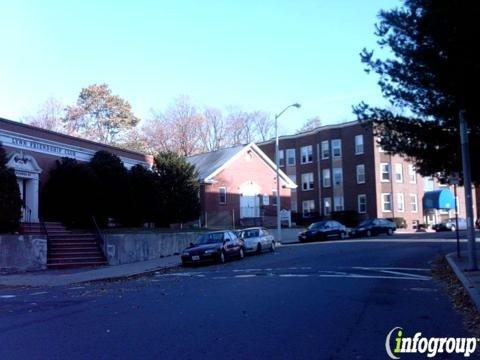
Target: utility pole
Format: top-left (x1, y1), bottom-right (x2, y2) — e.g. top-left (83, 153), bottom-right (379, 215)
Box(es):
top-left (459, 110), bottom-right (477, 270)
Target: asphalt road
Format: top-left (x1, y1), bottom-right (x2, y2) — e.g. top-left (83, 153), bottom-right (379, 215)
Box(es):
top-left (0, 238), bottom-right (475, 359)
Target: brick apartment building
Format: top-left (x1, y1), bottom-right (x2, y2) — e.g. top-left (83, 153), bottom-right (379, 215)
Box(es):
top-left (258, 120), bottom-right (476, 230)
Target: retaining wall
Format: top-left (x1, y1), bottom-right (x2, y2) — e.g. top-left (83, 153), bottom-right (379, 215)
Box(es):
top-left (104, 232), bottom-right (198, 265)
top-left (0, 235), bottom-right (47, 273)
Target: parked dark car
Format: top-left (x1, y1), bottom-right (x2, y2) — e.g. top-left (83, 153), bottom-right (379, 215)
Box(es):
top-left (349, 218), bottom-right (396, 237)
top-left (181, 231), bottom-right (245, 265)
top-left (432, 218), bottom-right (467, 232)
top-left (298, 220), bottom-right (347, 242)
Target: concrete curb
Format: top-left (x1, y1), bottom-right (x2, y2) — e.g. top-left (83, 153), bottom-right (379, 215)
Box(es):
top-left (445, 252), bottom-right (480, 312)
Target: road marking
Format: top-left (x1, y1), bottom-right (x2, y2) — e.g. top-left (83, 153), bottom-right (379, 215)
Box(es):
top-left (234, 274), bottom-right (257, 278)
top-left (68, 286), bottom-right (85, 290)
top-left (0, 295), bottom-right (16, 299)
top-left (279, 274), bottom-right (310, 278)
top-left (351, 267), bottom-right (430, 272)
top-left (29, 291), bottom-right (48, 296)
top-left (409, 287), bottom-right (437, 292)
top-left (317, 274), bottom-right (430, 281)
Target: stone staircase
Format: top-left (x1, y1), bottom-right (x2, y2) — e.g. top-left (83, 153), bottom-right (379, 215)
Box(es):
top-left (21, 222), bottom-right (107, 269)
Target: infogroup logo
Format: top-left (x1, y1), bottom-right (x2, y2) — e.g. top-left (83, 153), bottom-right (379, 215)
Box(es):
top-left (385, 327), bottom-right (479, 359)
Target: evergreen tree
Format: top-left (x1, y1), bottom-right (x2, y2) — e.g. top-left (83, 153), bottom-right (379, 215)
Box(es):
top-left (152, 151), bottom-right (200, 226)
top-left (354, 0), bottom-right (480, 181)
top-left (89, 151), bottom-right (128, 226)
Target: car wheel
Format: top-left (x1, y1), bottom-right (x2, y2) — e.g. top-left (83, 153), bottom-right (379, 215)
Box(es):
top-left (218, 251), bottom-right (226, 264)
top-left (340, 231), bottom-right (346, 240)
top-left (239, 247), bottom-right (245, 259)
top-left (387, 228), bottom-right (393, 236)
top-left (256, 243), bottom-right (262, 254)
top-left (366, 230), bottom-right (372, 237)
top-left (270, 241), bottom-right (276, 252)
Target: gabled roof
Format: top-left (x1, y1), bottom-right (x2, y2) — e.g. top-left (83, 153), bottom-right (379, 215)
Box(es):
top-left (187, 143), bottom-right (297, 188)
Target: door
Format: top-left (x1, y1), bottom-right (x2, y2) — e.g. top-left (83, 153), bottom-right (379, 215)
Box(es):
top-left (240, 195), bottom-right (260, 218)
top-left (17, 179), bottom-right (25, 221)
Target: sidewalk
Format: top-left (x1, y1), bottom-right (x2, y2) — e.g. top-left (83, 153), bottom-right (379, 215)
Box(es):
top-left (0, 256), bottom-right (181, 288)
top-left (446, 252), bottom-right (480, 312)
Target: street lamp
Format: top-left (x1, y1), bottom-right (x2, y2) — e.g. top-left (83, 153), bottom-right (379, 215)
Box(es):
top-left (275, 103), bottom-right (301, 244)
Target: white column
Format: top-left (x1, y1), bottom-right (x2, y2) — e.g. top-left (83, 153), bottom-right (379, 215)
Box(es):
top-left (25, 176), bottom-right (40, 223)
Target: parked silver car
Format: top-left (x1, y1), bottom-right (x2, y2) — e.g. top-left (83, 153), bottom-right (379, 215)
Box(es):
top-left (237, 227), bottom-right (276, 254)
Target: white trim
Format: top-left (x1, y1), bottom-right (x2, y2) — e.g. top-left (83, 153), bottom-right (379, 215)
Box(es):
top-left (0, 128), bottom-right (147, 169)
top-left (203, 143), bottom-right (297, 189)
top-left (356, 164), bottom-right (365, 184)
top-left (357, 194), bottom-right (367, 214)
top-left (381, 193), bottom-right (392, 212)
top-left (257, 120), bottom-right (362, 144)
top-left (380, 162), bottom-right (390, 182)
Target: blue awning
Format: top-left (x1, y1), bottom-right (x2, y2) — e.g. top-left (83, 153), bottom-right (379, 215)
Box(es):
top-left (423, 189), bottom-right (456, 210)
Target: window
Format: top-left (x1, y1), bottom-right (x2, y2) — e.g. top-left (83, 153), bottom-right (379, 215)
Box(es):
top-left (278, 150), bottom-right (285, 167)
top-left (302, 200), bottom-right (315, 217)
top-left (289, 175), bottom-right (297, 192)
top-left (321, 141), bottom-right (329, 159)
top-left (334, 196), bottom-right (344, 211)
top-left (333, 168), bottom-right (343, 186)
top-left (301, 173), bottom-right (314, 191)
top-left (332, 139), bottom-right (342, 158)
top-left (410, 194), bottom-right (418, 212)
top-left (262, 194), bottom-right (270, 206)
top-left (397, 193), bottom-right (405, 212)
top-left (409, 164), bottom-right (417, 184)
top-left (322, 169), bottom-right (331, 188)
top-left (382, 193), bottom-right (392, 212)
top-left (291, 198), bottom-right (298, 212)
top-left (357, 194), bottom-right (367, 213)
top-left (300, 145), bottom-right (313, 164)
top-left (286, 149), bottom-right (296, 166)
top-left (356, 164), bottom-right (365, 184)
top-left (355, 135), bottom-right (364, 155)
top-left (272, 190), bottom-right (277, 205)
top-left (380, 163), bottom-right (390, 182)
top-left (323, 197), bottom-right (332, 216)
top-left (219, 187), bottom-right (227, 204)
top-left (424, 177), bottom-right (435, 191)
top-left (395, 163), bottom-right (403, 183)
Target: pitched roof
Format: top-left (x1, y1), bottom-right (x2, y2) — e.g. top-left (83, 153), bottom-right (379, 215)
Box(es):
top-left (187, 145), bottom-right (245, 181)
top-left (187, 143), bottom-right (296, 188)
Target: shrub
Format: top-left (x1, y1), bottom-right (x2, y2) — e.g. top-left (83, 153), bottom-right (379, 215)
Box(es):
top-left (0, 143), bottom-right (22, 233)
top-left (41, 158), bottom-right (98, 228)
top-left (153, 151), bottom-right (200, 227)
top-left (89, 151), bottom-right (128, 226)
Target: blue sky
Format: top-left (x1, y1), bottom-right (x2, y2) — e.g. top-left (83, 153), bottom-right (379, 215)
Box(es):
top-left (0, 0), bottom-right (400, 134)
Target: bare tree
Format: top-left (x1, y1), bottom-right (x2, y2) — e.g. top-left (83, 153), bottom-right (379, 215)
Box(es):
top-left (201, 107), bottom-right (227, 151)
top-left (24, 97), bottom-right (66, 133)
top-left (146, 96), bottom-right (204, 156)
top-left (251, 111), bottom-right (274, 141)
top-left (296, 116), bottom-right (322, 133)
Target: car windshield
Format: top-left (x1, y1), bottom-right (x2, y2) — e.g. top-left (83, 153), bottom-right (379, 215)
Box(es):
top-left (241, 229), bottom-right (260, 238)
top-left (309, 222), bottom-right (327, 230)
top-left (193, 232), bottom-right (224, 245)
top-left (358, 219), bottom-right (373, 227)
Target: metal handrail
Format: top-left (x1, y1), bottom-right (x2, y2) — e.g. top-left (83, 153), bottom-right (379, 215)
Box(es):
top-left (91, 216), bottom-right (106, 256)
